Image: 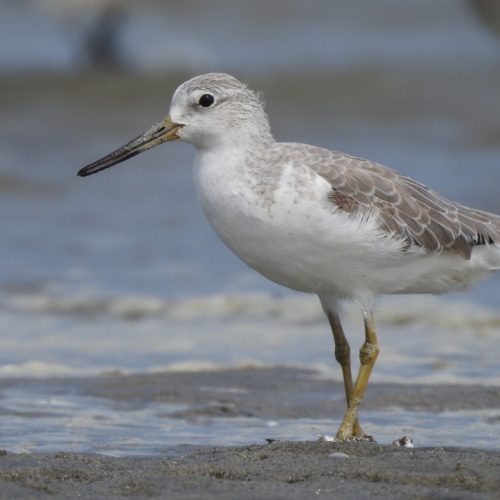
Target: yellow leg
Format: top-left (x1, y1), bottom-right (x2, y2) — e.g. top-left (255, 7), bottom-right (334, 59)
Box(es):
top-left (336, 311), bottom-right (379, 441)
top-left (326, 312), bottom-right (364, 437)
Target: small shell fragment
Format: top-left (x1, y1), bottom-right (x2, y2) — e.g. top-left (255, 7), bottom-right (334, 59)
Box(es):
top-left (318, 434), bottom-right (336, 442)
top-left (329, 452), bottom-right (349, 458)
top-left (392, 436), bottom-right (414, 448)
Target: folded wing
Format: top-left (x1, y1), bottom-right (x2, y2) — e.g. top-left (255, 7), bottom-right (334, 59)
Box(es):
top-left (309, 150), bottom-right (500, 259)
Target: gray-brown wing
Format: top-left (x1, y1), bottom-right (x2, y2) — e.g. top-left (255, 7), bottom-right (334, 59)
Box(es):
top-left (304, 148), bottom-right (500, 259)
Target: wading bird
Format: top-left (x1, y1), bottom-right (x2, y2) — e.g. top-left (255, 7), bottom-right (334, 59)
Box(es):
top-left (79, 73), bottom-right (500, 440)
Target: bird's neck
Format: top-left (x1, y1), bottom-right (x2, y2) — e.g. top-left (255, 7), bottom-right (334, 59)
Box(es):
top-left (194, 118), bottom-right (275, 155)
top-left (194, 128), bottom-right (277, 190)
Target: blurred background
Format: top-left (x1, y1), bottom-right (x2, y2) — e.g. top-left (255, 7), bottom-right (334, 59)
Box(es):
top-left (0, 0), bottom-right (500, 383)
top-left (2, 0), bottom-right (500, 454)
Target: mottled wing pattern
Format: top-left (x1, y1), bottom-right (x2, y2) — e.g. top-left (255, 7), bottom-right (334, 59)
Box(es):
top-left (282, 144), bottom-right (500, 259)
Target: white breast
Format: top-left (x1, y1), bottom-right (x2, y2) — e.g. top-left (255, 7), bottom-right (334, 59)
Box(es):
top-left (193, 148), bottom-right (410, 297)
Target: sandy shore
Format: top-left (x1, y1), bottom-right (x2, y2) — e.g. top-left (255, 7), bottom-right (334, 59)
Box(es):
top-left (1, 367), bottom-right (500, 498)
top-left (1, 441), bottom-right (499, 499)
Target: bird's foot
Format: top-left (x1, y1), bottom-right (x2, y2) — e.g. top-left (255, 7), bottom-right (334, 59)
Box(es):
top-left (320, 432), bottom-right (375, 443)
top-left (339, 434), bottom-right (376, 443)
top-left (352, 418), bottom-right (364, 437)
top-left (335, 416), bottom-right (375, 442)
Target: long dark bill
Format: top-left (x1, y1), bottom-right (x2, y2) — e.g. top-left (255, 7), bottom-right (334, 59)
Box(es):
top-left (77, 116), bottom-right (182, 177)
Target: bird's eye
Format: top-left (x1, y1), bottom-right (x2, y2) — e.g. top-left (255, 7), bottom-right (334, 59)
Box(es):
top-left (198, 94), bottom-right (215, 107)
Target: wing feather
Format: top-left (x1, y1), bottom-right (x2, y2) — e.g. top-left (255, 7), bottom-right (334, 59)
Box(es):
top-left (283, 145), bottom-right (500, 259)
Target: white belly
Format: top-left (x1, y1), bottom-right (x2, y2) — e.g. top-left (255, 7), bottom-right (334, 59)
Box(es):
top-left (195, 152), bottom-right (394, 296)
top-left (193, 151), bottom-right (498, 298)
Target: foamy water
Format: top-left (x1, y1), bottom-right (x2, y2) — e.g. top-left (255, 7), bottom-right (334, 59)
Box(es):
top-left (1, 291), bottom-right (499, 384)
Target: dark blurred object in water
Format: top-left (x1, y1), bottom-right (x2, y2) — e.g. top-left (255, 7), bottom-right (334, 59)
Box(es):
top-left (469, 0), bottom-right (500, 37)
top-left (81, 5), bottom-right (128, 70)
top-left (40, 0), bottom-right (129, 70)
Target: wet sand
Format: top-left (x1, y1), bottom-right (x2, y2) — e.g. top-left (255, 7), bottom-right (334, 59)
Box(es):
top-left (3, 367), bottom-right (500, 419)
top-left (1, 441), bottom-right (500, 499)
top-left (1, 367), bottom-right (500, 498)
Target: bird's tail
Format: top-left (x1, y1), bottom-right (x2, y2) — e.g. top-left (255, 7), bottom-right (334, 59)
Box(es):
top-left (461, 206), bottom-right (500, 270)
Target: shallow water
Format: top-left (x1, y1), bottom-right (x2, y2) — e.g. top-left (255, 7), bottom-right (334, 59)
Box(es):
top-left (0, 0), bottom-right (500, 454)
top-left (1, 368), bottom-right (500, 456)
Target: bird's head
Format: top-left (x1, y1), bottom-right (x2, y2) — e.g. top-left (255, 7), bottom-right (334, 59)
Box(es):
top-left (77, 73), bottom-right (271, 177)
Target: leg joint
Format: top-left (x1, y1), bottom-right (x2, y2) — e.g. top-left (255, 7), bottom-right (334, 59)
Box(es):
top-left (359, 341), bottom-right (379, 365)
top-left (334, 342), bottom-right (350, 365)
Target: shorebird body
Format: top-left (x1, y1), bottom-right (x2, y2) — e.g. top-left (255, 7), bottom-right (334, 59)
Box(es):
top-left (194, 141), bottom-right (500, 300)
top-left (78, 73), bottom-right (500, 440)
